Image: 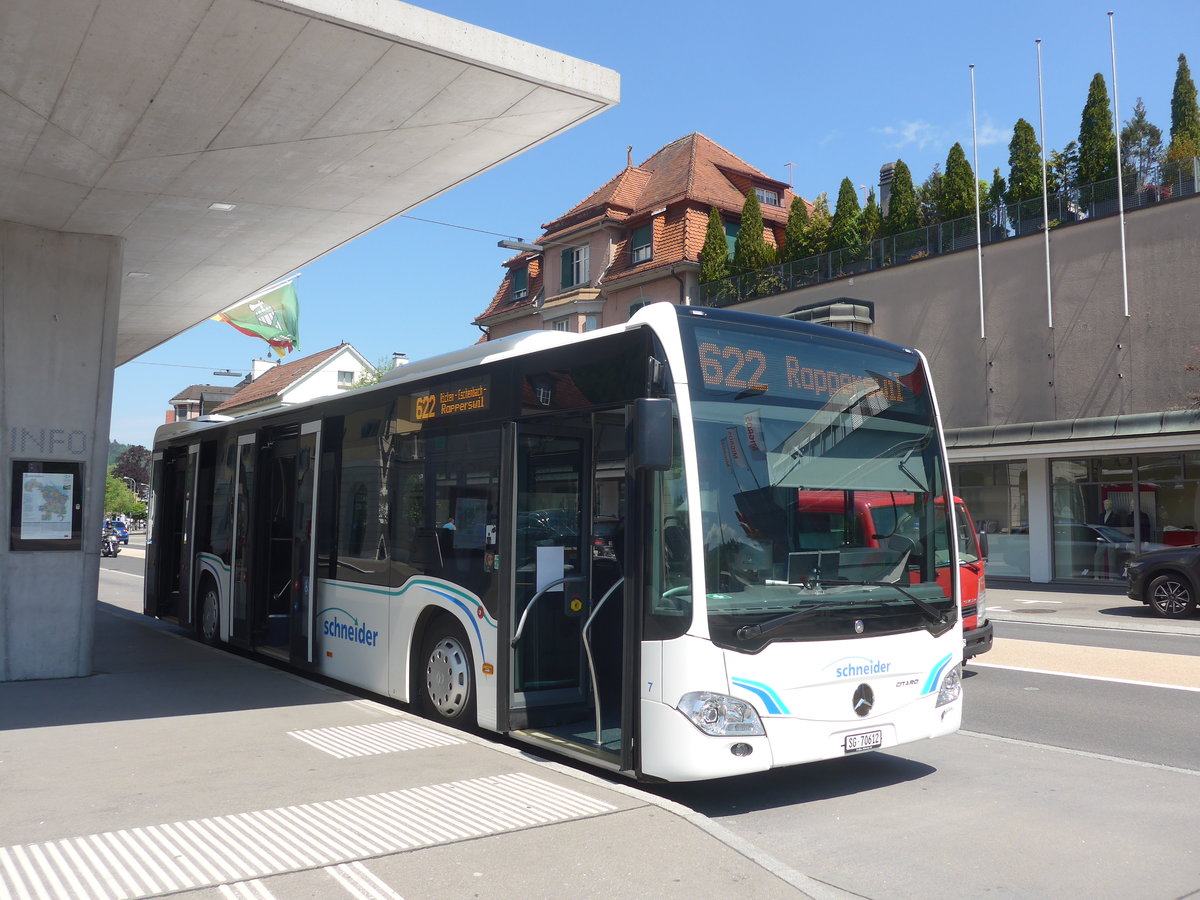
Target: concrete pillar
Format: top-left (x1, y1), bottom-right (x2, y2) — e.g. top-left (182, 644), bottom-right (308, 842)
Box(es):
top-left (0, 220), bottom-right (123, 681)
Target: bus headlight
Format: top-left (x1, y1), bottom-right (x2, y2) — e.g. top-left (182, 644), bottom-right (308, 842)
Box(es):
top-left (677, 691), bottom-right (766, 737)
top-left (936, 664), bottom-right (962, 707)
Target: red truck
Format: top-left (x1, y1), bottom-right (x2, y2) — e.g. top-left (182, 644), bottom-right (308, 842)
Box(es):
top-left (792, 491), bottom-right (993, 662)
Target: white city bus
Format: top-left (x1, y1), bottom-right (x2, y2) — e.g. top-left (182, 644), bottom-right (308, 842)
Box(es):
top-left (145, 303), bottom-right (963, 781)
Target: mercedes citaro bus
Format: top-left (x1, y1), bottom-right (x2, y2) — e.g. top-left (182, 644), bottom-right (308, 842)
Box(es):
top-left (145, 304), bottom-right (964, 781)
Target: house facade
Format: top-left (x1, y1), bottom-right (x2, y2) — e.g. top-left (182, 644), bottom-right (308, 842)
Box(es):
top-left (475, 134), bottom-right (797, 338)
top-left (210, 344), bottom-right (372, 418)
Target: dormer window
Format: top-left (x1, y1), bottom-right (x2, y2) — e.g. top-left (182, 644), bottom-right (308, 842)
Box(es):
top-left (512, 266), bottom-right (528, 300)
top-left (755, 187), bottom-right (780, 206)
top-left (631, 224), bottom-right (652, 264)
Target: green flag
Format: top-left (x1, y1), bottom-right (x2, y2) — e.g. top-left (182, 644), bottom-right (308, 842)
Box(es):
top-left (212, 282), bottom-right (300, 357)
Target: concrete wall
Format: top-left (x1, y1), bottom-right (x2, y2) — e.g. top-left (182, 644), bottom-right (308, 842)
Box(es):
top-left (735, 197), bottom-right (1200, 429)
top-left (0, 220), bottom-right (122, 680)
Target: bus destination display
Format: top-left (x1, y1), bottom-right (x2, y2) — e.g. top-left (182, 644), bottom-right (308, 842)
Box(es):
top-left (413, 376), bottom-right (491, 422)
top-left (691, 325), bottom-right (914, 408)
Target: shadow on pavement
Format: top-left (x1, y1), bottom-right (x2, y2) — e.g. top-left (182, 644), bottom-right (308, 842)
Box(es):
top-left (0, 603), bottom-right (342, 732)
top-left (653, 751), bottom-right (937, 816)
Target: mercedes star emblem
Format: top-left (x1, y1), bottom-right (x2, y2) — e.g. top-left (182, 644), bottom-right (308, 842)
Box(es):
top-left (852, 683), bottom-right (875, 717)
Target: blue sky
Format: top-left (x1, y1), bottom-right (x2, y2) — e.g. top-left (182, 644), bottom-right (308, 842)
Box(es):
top-left (111, 0), bottom-right (1200, 447)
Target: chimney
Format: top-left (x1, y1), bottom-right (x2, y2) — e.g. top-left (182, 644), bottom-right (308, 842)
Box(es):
top-left (878, 162), bottom-right (895, 219)
top-left (251, 357), bottom-right (276, 380)
top-left (392, 352), bottom-right (409, 369)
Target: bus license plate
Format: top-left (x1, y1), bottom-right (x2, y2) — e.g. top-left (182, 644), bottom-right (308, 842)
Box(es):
top-left (844, 730), bottom-right (882, 753)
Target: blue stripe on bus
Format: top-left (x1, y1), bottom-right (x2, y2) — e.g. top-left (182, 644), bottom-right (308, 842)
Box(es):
top-left (922, 653), bottom-right (954, 695)
top-left (730, 677), bottom-right (789, 715)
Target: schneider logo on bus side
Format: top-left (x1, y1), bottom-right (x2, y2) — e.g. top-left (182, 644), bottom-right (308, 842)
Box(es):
top-left (318, 609), bottom-right (380, 647)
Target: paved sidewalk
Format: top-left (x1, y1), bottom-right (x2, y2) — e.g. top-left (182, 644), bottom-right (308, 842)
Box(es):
top-left (0, 598), bottom-right (841, 900)
top-left (987, 580), bottom-right (1200, 635)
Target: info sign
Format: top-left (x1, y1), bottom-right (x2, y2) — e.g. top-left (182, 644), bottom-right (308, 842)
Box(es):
top-left (9, 460), bottom-right (84, 550)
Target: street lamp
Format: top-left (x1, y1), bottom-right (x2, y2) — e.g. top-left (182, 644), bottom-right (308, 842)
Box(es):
top-left (497, 239), bottom-right (545, 252)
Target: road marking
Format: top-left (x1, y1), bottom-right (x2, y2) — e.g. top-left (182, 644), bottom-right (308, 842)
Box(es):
top-left (971, 637), bottom-right (1200, 691)
top-left (289, 720), bottom-right (466, 758)
top-left (959, 730), bottom-right (1200, 776)
top-left (326, 861), bottom-right (405, 900)
top-left (0, 773), bottom-right (616, 900)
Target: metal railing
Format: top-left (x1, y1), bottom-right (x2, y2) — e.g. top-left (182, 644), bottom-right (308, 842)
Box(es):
top-left (699, 157), bottom-right (1200, 308)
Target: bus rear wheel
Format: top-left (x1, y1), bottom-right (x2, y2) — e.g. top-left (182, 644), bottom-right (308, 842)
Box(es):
top-left (419, 617), bottom-right (475, 724)
top-left (199, 581), bottom-right (221, 645)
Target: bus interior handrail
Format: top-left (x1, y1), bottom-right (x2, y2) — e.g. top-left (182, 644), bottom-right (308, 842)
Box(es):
top-left (510, 576), bottom-right (586, 647)
top-left (582, 577), bottom-right (624, 746)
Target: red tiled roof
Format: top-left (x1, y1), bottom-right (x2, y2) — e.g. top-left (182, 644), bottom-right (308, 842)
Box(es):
top-left (213, 344), bottom-right (348, 413)
top-left (476, 133), bottom-right (809, 325)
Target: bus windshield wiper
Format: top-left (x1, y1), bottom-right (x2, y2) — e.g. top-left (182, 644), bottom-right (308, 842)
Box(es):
top-left (832, 580), bottom-right (949, 626)
top-left (735, 598), bottom-right (874, 641)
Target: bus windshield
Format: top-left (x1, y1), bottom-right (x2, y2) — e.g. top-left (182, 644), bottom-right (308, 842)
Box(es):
top-left (680, 315), bottom-right (955, 648)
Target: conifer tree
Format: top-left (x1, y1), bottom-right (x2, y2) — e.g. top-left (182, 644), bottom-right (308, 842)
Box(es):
top-left (802, 192), bottom-right (832, 256)
top-left (1047, 141), bottom-right (1079, 194)
top-left (1121, 97), bottom-right (1163, 184)
top-left (988, 168), bottom-right (1007, 228)
top-left (1005, 118), bottom-right (1043, 204)
top-left (940, 142), bottom-right (976, 221)
top-left (781, 196), bottom-right (810, 263)
top-left (732, 190), bottom-right (773, 275)
top-left (916, 165), bottom-right (943, 226)
top-left (699, 206), bottom-right (730, 283)
top-left (884, 160), bottom-right (918, 236)
top-left (1077, 73), bottom-right (1116, 186)
top-left (829, 177), bottom-right (863, 253)
top-left (1168, 53), bottom-right (1200, 161)
top-left (860, 187), bottom-right (883, 245)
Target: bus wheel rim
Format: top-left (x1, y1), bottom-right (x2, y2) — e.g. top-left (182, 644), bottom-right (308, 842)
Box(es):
top-left (426, 636), bottom-right (469, 718)
top-left (202, 590), bottom-right (219, 640)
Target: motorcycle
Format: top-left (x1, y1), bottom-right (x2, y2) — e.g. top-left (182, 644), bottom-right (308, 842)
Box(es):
top-left (101, 528), bottom-right (120, 558)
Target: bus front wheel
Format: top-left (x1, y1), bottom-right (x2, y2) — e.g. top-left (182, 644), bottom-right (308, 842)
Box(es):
top-left (419, 616), bottom-right (475, 725)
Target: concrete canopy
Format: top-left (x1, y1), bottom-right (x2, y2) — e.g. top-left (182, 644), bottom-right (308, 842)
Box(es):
top-left (0, 0), bottom-right (619, 365)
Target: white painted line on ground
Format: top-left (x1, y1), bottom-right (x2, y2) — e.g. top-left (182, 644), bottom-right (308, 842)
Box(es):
top-left (288, 720), bottom-right (466, 758)
top-left (0, 774), bottom-right (615, 900)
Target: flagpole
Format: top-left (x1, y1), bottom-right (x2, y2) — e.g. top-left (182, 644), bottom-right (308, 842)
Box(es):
top-left (970, 64), bottom-right (985, 340)
top-left (1036, 39), bottom-right (1053, 329)
top-left (1109, 11), bottom-right (1130, 318)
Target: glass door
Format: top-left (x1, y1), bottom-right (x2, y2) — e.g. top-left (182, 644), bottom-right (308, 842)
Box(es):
top-left (510, 428), bottom-right (590, 714)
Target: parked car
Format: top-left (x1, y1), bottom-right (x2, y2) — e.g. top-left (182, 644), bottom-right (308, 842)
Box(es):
top-left (1125, 544), bottom-right (1200, 618)
top-left (1053, 522), bottom-right (1167, 579)
top-left (104, 520), bottom-right (129, 544)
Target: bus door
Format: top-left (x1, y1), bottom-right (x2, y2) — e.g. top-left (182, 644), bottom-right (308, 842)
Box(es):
top-left (249, 422), bottom-right (320, 662)
top-left (145, 444), bottom-right (197, 622)
top-left (506, 423), bottom-right (628, 764)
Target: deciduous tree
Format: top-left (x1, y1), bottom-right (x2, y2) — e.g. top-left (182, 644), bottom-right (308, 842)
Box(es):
top-left (1122, 97), bottom-right (1163, 185)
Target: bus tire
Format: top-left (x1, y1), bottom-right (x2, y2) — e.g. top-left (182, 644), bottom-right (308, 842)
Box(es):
top-left (198, 578), bottom-right (221, 645)
top-left (418, 616), bottom-right (475, 725)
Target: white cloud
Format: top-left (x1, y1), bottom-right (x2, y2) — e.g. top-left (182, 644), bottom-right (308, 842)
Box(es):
top-left (874, 120), bottom-right (946, 151)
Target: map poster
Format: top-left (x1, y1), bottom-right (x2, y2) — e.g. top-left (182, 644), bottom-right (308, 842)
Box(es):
top-left (21, 472), bottom-right (74, 539)
top-left (9, 460), bottom-right (83, 550)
